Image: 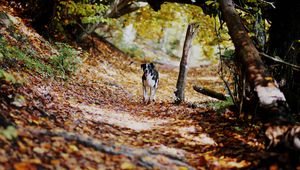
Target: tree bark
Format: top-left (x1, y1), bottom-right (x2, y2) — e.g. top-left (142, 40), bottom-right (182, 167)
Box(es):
top-left (174, 23), bottom-right (199, 104)
top-left (219, 0), bottom-right (287, 110)
top-left (146, 0), bottom-right (299, 150)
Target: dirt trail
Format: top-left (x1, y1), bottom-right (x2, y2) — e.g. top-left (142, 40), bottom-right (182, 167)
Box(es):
top-left (0, 7), bottom-right (266, 168)
top-left (28, 39), bottom-right (262, 169)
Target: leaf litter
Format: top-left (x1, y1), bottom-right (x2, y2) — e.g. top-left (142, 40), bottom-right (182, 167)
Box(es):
top-left (0, 4), bottom-right (269, 170)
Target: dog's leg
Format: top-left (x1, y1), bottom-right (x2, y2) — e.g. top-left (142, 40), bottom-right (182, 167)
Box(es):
top-left (143, 85), bottom-right (148, 103)
top-left (150, 86), bottom-right (156, 102)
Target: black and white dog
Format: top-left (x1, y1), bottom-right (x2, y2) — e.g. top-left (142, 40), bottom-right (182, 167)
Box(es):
top-left (141, 63), bottom-right (159, 103)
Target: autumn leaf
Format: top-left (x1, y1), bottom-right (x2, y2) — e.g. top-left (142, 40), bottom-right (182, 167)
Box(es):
top-left (121, 162), bottom-right (136, 170)
top-left (14, 162), bottom-right (37, 170)
top-left (0, 126), bottom-right (18, 140)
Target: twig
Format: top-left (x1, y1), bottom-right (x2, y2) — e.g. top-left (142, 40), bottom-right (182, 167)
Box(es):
top-left (214, 17), bottom-right (238, 108)
top-left (258, 0), bottom-right (276, 9)
top-left (239, 71), bottom-right (246, 117)
top-left (260, 52), bottom-right (300, 70)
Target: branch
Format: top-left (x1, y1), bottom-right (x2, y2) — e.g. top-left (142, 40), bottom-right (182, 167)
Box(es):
top-left (258, 0), bottom-right (276, 9)
top-left (193, 85), bottom-right (227, 101)
top-left (260, 52), bottom-right (300, 71)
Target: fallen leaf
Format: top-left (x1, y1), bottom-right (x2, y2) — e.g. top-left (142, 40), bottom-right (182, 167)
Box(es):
top-left (14, 162), bottom-right (36, 170)
top-left (121, 162), bottom-right (136, 170)
top-left (33, 147), bottom-right (46, 154)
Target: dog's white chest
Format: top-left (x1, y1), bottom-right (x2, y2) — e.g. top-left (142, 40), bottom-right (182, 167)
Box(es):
top-left (144, 74), bottom-right (156, 87)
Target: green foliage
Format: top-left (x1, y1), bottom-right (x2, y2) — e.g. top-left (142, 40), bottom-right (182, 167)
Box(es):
top-left (222, 49), bottom-right (235, 58)
top-left (204, 0), bottom-right (220, 17)
top-left (0, 126), bottom-right (18, 140)
top-left (0, 69), bottom-right (17, 84)
top-left (118, 44), bottom-right (145, 58)
top-left (0, 37), bottom-right (81, 79)
top-left (56, 1), bottom-right (109, 26)
top-left (0, 37), bottom-right (53, 76)
top-left (208, 97), bottom-right (234, 110)
top-left (50, 43), bottom-right (82, 79)
top-left (108, 3), bottom-right (232, 60)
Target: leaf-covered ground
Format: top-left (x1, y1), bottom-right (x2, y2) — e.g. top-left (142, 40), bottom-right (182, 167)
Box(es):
top-left (0, 4), bottom-right (279, 170)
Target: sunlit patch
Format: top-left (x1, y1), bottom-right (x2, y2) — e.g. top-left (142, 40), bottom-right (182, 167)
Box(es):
top-left (178, 126), bottom-right (217, 146)
top-left (73, 104), bottom-right (169, 131)
top-left (208, 156), bottom-right (251, 168)
top-left (151, 144), bottom-right (187, 160)
top-left (233, 133), bottom-right (265, 150)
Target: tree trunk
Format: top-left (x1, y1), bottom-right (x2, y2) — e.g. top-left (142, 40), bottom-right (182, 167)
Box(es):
top-left (219, 0), bottom-right (300, 151)
top-left (174, 23), bottom-right (199, 104)
top-left (220, 0), bottom-right (287, 111)
top-left (146, 0), bottom-right (300, 153)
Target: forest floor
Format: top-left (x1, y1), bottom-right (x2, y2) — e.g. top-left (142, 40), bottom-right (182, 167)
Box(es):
top-left (0, 4), bottom-right (274, 170)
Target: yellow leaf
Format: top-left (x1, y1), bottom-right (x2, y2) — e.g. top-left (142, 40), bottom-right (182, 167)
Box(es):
top-left (178, 167), bottom-right (189, 170)
top-left (33, 147), bottom-right (46, 154)
top-left (28, 158), bottom-right (42, 164)
top-left (69, 144), bottom-right (79, 152)
top-left (121, 162), bottom-right (135, 170)
top-left (17, 141), bottom-right (27, 152)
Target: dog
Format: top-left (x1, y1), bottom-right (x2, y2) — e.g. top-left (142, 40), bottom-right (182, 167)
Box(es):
top-left (141, 63), bottom-right (159, 103)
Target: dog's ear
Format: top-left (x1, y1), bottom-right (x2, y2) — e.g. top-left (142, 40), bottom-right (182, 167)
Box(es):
top-left (150, 63), bottom-right (155, 69)
top-left (141, 64), bottom-right (146, 70)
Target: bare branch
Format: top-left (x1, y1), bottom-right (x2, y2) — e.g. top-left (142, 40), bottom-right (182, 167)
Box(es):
top-left (260, 52), bottom-right (300, 71)
top-left (258, 0), bottom-right (276, 9)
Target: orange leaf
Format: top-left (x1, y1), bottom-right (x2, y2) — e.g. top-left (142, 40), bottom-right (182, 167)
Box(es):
top-left (14, 162), bottom-right (36, 170)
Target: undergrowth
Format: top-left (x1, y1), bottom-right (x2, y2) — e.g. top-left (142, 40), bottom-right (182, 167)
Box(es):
top-left (208, 97), bottom-right (234, 110)
top-left (50, 42), bottom-right (82, 79)
top-left (0, 37), bottom-right (81, 79)
top-left (0, 69), bottom-right (17, 84)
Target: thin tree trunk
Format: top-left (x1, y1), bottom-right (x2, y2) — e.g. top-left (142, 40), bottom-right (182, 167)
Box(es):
top-left (174, 23), bottom-right (199, 104)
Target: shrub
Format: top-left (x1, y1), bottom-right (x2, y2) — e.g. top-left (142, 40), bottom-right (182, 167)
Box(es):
top-left (50, 43), bottom-right (82, 79)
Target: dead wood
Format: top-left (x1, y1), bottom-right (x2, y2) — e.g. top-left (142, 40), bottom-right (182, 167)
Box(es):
top-left (193, 85), bottom-right (227, 101)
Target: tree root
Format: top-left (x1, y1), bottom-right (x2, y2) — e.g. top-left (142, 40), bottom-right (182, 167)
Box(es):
top-left (21, 127), bottom-right (195, 170)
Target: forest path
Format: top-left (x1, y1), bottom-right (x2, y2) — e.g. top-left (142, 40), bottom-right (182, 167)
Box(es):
top-left (0, 38), bottom-right (265, 169)
top-left (0, 6), bottom-right (268, 169)
top-left (27, 39), bottom-right (262, 169)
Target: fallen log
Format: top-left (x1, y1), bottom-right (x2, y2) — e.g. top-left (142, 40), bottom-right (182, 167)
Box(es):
top-left (193, 85), bottom-right (227, 101)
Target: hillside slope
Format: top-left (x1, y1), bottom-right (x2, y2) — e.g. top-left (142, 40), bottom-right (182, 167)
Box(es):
top-left (0, 4), bottom-right (269, 170)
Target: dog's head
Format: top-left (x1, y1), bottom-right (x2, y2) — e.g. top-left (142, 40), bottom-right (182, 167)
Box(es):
top-left (141, 63), bottom-right (155, 75)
